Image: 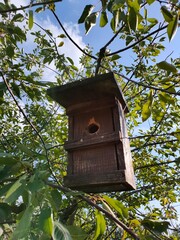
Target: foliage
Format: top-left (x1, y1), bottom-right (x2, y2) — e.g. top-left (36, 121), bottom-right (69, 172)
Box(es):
top-left (0, 0), bottom-right (180, 239)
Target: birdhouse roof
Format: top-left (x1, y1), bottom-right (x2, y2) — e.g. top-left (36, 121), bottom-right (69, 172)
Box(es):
top-left (47, 72), bottom-right (128, 113)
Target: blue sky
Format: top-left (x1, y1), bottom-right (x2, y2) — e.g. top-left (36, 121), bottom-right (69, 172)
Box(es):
top-left (7, 0), bottom-right (179, 73)
top-left (56, 0), bottom-right (180, 62)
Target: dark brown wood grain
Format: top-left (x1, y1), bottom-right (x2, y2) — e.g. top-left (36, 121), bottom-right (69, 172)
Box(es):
top-left (47, 72), bottom-right (136, 192)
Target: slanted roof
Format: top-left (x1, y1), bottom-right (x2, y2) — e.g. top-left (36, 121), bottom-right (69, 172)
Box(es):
top-left (47, 72), bottom-right (128, 113)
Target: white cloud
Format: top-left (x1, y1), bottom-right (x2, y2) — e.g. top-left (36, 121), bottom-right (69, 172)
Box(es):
top-left (3, 1), bottom-right (86, 82)
top-left (7, 1), bottom-right (86, 67)
top-left (40, 17), bottom-right (86, 67)
top-left (9, 0), bottom-right (28, 7)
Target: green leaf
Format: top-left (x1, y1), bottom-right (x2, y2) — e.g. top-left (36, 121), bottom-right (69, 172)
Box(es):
top-left (159, 92), bottom-right (175, 105)
top-left (129, 7), bottom-right (138, 31)
top-left (35, 7), bottom-right (44, 13)
top-left (85, 12), bottom-right (99, 34)
top-left (6, 45), bottom-right (14, 58)
top-left (66, 226), bottom-right (87, 240)
top-left (126, 36), bottom-right (134, 45)
top-left (0, 3), bottom-right (6, 11)
top-left (17, 143), bottom-right (35, 157)
top-left (27, 172), bottom-right (45, 194)
top-left (127, 0), bottom-right (140, 12)
top-left (161, 6), bottom-right (173, 22)
top-left (167, 14), bottom-right (178, 41)
top-left (50, 189), bottom-right (62, 211)
top-left (58, 34), bottom-right (66, 38)
top-left (78, 5), bottom-right (94, 24)
top-left (142, 90), bottom-right (153, 122)
top-left (157, 61), bottom-right (177, 73)
top-left (58, 41), bottom-right (64, 47)
top-left (11, 82), bottom-right (21, 99)
top-left (142, 219), bottom-right (170, 234)
top-left (13, 26), bottom-right (26, 41)
top-left (173, 131), bottom-right (180, 141)
top-left (53, 221), bottom-right (72, 240)
top-left (94, 210), bottom-right (106, 240)
top-left (39, 206), bottom-right (54, 236)
top-left (5, 175), bottom-right (26, 204)
top-left (103, 195), bottom-right (128, 219)
top-left (0, 82), bottom-right (6, 91)
top-left (12, 13), bottom-right (24, 22)
top-left (146, 0), bottom-right (155, 4)
top-left (147, 18), bottom-right (158, 24)
top-left (10, 205), bottom-right (34, 240)
top-left (67, 57), bottom-right (74, 65)
top-left (0, 153), bottom-right (19, 165)
top-left (111, 54), bottom-right (121, 61)
top-left (28, 10), bottom-right (33, 30)
top-left (110, 11), bottom-right (118, 32)
top-left (0, 203), bottom-right (12, 221)
top-left (100, 11), bottom-right (108, 27)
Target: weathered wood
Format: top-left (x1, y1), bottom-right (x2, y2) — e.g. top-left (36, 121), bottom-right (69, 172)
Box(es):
top-left (64, 170), bottom-right (134, 193)
top-left (64, 132), bottom-right (122, 151)
top-left (66, 96), bottom-right (115, 114)
top-left (47, 72), bottom-right (136, 192)
top-left (47, 72), bottom-right (129, 113)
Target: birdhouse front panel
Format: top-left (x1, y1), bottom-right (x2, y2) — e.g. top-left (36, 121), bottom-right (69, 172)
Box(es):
top-left (71, 144), bottom-right (118, 174)
top-left (47, 72), bottom-right (136, 192)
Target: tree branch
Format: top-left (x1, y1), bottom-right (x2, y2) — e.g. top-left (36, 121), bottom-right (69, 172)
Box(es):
top-left (0, 0), bottom-right (62, 14)
top-left (0, 71), bottom-right (59, 184)
top-left (106, 25), bottom-right (167, 56)
top-left (51, 10), bottom-right (97, 61)
top-left (46, 182), bottom-right (140, 240)
top-left (132, 139), bottom-right (178, 152)
top-left (129, 131), bottom-right (180, 139)
top-left (114, 71), bottom-right (180, 96)
top-left (135, 158), bottom-right (179, 170)
top-left (122, 176), bottom-right (178, 197)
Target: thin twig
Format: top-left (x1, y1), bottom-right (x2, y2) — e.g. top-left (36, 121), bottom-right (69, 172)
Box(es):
top-left (104, 23), bottom-right (126, 49)
top-left (51, 10), bottom-right (97, 61)
top-left (135, 159), bottom-right (179, 170)
top-left (0, 0), bottom-right (62, 13)
top-left (132, 139), bottom-right (178, 152)
top-left (129, 131), bottom-right (180, 139)
top-left (106, 25), bottom-right (167, 56)
top-left (113, 70), bottom-right (180, 96)
top-left (0, 71), bottom-right (59, 184)
top-left (122, 176), bottom-right (178, 197)
top-left (46, 182), bottom-right (140, 240)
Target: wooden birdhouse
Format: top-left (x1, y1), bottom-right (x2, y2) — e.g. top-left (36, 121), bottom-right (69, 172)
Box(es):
top-left (47, 72), bottom-right (136, 192)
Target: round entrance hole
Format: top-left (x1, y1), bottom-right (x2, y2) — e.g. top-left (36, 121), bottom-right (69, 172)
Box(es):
top-left (88, 123), bottom-right (99, 134)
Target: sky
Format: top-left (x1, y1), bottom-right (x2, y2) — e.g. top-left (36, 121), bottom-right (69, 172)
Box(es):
top-left (3, 0), bottom-right (180, 73)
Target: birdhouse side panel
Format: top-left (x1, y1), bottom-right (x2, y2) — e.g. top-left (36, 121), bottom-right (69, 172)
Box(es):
top-left (117, 101), bottom-right (136, 188)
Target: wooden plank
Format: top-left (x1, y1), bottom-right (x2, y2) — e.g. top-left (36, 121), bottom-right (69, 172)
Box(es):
top-left (66, 96), bottom-right (115, 114)
top-left (47, 72), bottom-right (129, 113)
top-left (65, 132), bottom-right (122, 150)
top-left (72, 144), bottom-right (118, 174)
top-left (64, 170), bottom-right (135, 192)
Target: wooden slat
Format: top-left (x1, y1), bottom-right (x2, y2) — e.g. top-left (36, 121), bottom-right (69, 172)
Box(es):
top-left (64, 132), bottom-right (122, 150)
top-left (64, 170), bottom-right (134, 192)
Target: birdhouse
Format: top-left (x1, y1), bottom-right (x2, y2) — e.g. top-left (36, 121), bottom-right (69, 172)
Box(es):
top-left (47, 72), bottom-right (136, 192)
